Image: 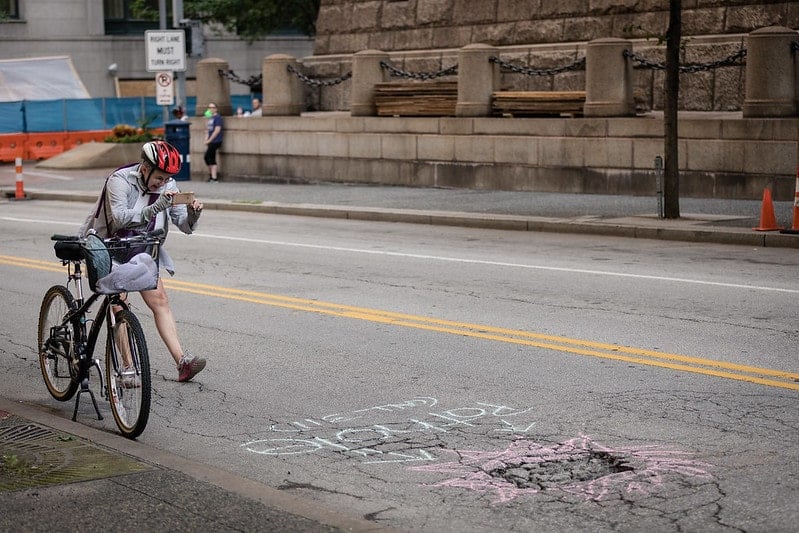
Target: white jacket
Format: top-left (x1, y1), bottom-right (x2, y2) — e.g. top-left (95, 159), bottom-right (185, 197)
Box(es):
top-left (80, 163), bottom-right (200, 275)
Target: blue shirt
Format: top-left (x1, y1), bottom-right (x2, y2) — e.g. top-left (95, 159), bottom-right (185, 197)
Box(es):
top-left (206, 114), bottom-right (223, 144)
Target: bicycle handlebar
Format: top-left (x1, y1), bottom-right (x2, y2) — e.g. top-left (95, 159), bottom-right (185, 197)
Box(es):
top-left (104, 229), bottom-right (165, 243)
top-left (51, 234), bottom-right (79, 241)
top-left (51, 229), bottom-right (165, 244)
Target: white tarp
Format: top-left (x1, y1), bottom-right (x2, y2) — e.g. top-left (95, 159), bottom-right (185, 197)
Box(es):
top-left (0, 56), bottom-right (90, 102)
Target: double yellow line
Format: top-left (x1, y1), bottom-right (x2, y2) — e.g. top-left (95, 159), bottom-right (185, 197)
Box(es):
top-left (0, 254), bottom-right (68, 273)
top-left (165, 278), bottom-right (799, 391)
top-left (5, 254), bottom-right (799, 390)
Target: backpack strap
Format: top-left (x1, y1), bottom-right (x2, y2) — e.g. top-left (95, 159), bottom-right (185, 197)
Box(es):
top-left (95, 163), bottom-right (138, 231)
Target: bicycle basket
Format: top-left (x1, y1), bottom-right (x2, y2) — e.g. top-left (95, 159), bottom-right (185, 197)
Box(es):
top-left (82, 234), bottom-right (112, 292)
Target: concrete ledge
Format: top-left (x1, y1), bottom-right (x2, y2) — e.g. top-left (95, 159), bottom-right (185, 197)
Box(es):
top-left (207, 114), bottom-right (799, 201)
top-left (226, 155), bottom-right (794, 200)
top-left (35, 142), bottom-right (142, 170)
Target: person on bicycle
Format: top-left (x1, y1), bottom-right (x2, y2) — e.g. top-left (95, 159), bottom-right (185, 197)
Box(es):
top-left (79, 140), bottom-right (207, 382)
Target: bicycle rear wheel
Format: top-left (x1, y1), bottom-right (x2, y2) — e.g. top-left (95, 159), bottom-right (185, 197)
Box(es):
top-left (38, 285), bottom-right (79, 401)
top-left (105, 309), bottom-right (151, 439)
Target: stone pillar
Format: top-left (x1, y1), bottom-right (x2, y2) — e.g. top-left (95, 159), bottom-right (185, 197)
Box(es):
top-left (743, 26), bottom-right (798, 117)
top-left (350, 50), bottom-right (389, 116)
top-left (583, 38), bottom-right (635, 117)
top-left (455, 44), bottom-right (499, 117)
top-left (262, 54), bottom-right (305, 116)
top-left (195, 58), bottom-right (232, 116)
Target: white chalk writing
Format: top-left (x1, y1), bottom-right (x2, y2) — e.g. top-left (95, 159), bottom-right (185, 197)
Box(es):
top-left (241, 397), bottom-right (537, 464)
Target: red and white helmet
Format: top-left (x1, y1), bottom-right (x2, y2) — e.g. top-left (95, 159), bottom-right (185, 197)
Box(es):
top-left (141, 140), bottom-right (181, 175)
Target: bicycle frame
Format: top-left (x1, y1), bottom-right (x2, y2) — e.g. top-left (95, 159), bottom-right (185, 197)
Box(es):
top-left (59, 259), bottom-right (129, 421)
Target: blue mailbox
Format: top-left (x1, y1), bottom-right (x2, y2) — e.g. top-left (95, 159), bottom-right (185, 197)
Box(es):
top-left (164, 120), bottom-right (190, 181)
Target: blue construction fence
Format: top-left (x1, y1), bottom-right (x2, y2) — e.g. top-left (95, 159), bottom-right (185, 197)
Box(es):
top-left (0, 95), bottom-right (258, 134)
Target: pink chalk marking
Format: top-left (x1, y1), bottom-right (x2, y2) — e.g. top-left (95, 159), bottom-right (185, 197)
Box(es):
top-left (410, 435), bottom-right (712, 504)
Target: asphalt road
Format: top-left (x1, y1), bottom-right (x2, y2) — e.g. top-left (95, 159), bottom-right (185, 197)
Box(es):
top-left (1, 200), bottom-right (798, 532)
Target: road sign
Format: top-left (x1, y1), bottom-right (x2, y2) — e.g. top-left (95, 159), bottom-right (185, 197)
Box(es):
top-left (155, 71), bottom-right (174, 106)
top-left (145, 30), bottom-right (186, 72)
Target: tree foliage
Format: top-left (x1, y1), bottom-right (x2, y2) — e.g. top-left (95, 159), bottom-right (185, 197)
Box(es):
top-left (184, 0), bottom-right (320, 39)
top-left (128, 0), bottom-right (320, 38)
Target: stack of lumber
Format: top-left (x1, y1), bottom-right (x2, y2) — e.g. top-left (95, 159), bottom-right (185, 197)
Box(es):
top-left (492, 91), bottom-right (586, 117)
top-left (374, 81), bottom-right (457, 116)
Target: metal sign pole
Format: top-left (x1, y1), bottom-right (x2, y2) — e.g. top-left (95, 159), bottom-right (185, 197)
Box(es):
top-left (655, 156), bottom-right (664, 219)
top-left (159, 0), bottom-right (169, 124)
top-left (150, 0), bottom-right (186, 124)
top-left (172, 0), bottom-right (187, 111)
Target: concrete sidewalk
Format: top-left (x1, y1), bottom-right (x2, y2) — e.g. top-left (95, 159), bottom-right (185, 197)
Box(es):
top-left (1, 162), bottom-right (797, 249)
top-left (0, 397), bottom-right (391, 533)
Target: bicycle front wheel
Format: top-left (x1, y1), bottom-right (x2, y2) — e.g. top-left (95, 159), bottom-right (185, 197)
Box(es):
top-left (105, 309), bottom-right (151, 439)
top-left (38, 285), bottom-right (79, 401)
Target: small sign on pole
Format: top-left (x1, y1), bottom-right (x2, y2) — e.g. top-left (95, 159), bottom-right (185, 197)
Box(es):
top-left (156, 71), bottom-right (175, 106)
top-left (145, 30), bottom-right (186, 72)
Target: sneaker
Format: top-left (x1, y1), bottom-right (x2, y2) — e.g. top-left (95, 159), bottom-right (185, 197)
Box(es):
top-left (177, 353), bottom-right (206, 382)
top-left (119, 366), bottom-right (141, 389)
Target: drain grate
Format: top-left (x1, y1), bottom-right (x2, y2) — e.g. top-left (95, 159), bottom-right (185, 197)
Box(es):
top-left (489, 450), bottom-right (633, 490)
top-left (0, 415), bottom-right (149, 492)
top-left (0, 424), bottom-right (52, 441)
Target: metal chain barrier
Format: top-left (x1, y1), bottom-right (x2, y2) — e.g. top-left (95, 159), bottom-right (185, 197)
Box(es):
top-left (488, 56), bottom-right (586, 76)
top-left (286, 64), bottom-right (353, 87)
top-left (218, 45), bottom-right (777, 87)
top-left (379, 61), bottom-right (459, 80)
top-left (218, 68), bottom-right (262, 89)
top-left (623, 48), bottom-right (747, 73)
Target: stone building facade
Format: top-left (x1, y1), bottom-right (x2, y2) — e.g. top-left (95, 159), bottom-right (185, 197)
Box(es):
top-left (303, 0), bottom-right (799, 112)
top-left (314, 0), bottom-right (797, 55)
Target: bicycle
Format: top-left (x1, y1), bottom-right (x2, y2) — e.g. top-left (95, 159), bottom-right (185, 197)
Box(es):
top-left (38, 229), bottom-right (163, 439)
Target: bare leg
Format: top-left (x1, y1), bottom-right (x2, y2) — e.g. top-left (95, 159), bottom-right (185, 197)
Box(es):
top-left (114, 321), bottom-right (132, 368)
top-left (209, 164), bottom-right (218, 180)
top-left (110, 301), bottom-right (132, 368)
top-left (139, 278), bottom-right (183, 365)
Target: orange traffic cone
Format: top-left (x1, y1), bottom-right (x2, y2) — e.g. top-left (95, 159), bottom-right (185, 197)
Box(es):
top-left (753, 188), bottom-right (782, 231)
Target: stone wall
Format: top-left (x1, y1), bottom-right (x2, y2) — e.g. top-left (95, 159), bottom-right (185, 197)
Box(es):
top-left (189, 114), bottom-right (799, 201)
top-left (314, 0), bottom-right (798, 55)
top-left (301, 1), bottom-right (798, 112)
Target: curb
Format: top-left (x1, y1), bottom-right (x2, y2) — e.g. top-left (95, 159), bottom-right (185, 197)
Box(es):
top-left (0, 396), bottom-right (394, 533)
top-left (9, 188), bottom-right (799, 249)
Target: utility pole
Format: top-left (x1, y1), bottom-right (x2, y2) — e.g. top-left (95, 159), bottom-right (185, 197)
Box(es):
top-left (663, 0), bottom-right (681, 218)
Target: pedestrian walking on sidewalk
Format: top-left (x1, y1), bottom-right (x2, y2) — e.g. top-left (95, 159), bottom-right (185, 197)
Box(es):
top-left (203, 102), bottom-right (223, 182)
top-left (79, 140), bottom-right (207, 383)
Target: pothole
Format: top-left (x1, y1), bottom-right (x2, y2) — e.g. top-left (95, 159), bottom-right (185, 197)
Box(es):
top-left (488, 450), bottom-right (633, 490)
